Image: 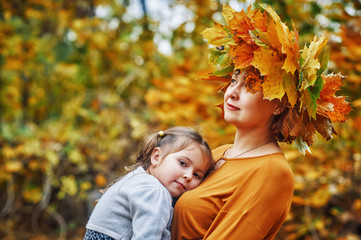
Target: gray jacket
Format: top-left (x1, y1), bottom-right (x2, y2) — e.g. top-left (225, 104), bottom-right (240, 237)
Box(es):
top-left (86, 167), bottom-right (173, 240)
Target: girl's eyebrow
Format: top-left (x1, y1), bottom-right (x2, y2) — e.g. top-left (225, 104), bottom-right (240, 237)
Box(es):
top-left (182, 156), bottom-right (206, 174)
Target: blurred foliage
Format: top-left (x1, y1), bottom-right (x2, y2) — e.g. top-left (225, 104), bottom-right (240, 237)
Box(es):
top-left (0, 0), bottom-right (360, 239)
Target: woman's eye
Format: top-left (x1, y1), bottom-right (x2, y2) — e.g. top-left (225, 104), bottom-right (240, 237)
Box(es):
top-left (230, 79), bottom-right (237, 84)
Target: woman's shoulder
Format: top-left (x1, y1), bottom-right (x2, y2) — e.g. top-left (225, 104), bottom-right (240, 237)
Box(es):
top-left (266, 153), bottom-right (294, 184)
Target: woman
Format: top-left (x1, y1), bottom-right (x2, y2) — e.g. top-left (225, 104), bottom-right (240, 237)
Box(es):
top-left (171, 4), bottom-right (351, 240)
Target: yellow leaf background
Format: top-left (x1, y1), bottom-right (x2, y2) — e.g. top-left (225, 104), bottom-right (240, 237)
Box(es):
top-left (0, 1), bottom-right (360, 239)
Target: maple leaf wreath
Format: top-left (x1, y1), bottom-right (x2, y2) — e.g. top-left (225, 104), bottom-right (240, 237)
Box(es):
top-left (201, 4), bottom-right (352, 154)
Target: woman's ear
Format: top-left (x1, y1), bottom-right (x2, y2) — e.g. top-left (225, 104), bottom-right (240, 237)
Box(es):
top-left (150, 147), bottom-right (162, 167)
top-left (273, 105), bottom-right (284, 115)
top-left (273, 97), bottom-right (287, 115)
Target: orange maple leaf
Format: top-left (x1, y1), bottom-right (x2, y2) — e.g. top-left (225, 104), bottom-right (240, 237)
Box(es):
top-left (317, 74), bottom-right (352, 122)
top-left (244, 67), bottom-right (263, 93)
top-left (229, 42), bottom-right (258, 70)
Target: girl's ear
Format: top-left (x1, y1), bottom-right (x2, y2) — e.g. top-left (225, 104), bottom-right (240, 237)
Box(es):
top-left (150, 147), bottom-right (162, 167)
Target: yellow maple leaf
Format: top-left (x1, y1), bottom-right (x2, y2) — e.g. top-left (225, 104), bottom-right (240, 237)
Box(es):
top-left (261, 65), bottom-right (285, 101)
top-left (251, 47), bottom-right (286, 100)
top-left (261, 4), bottom-right (299, 75)
top-left (201, 23), bottom-right (234, 47)
top-left (221, 4), bottom-right (237, 22)
top-left (252, 47), bottom-right (284, 76)
top-left (283, 72), bottom-right (298, 107)
top-left (300, 34), bottom-right (328, 89)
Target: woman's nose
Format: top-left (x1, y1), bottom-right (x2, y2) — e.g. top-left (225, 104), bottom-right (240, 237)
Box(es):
top-left (227, 85), bottom-right (240, 100)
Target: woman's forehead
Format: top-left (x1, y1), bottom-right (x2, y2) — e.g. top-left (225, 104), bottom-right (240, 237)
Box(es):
top-left (232, 69), bottom-right (247, 79)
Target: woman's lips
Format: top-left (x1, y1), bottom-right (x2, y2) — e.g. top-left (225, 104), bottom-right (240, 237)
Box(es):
top-left (226, 102), bottom-right (240, 111)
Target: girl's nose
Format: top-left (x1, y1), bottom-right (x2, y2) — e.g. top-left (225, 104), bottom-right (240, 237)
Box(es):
top-left (183, 172), bottom-right (192, 181)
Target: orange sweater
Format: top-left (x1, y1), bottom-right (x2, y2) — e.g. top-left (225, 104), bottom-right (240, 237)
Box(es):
top-left (171, 144), bottom-right (294, 240)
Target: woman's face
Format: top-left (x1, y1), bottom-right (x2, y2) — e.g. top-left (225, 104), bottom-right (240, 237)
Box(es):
top-left (223, 70), bottom-right (277, 130)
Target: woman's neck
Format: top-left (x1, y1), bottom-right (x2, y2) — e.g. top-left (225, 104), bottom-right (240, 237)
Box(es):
top-left (231, 127), bottom-right (275, 155)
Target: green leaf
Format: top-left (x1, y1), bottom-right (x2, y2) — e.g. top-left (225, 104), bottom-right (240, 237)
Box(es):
top-left (298, 70), bottom-right (304, 89)
top-left (213, 65), bottom-right (234, 76)
top-left (307, 86), bottom-right (318, 119)
top-left (313, 75), bottom-right (324, 99)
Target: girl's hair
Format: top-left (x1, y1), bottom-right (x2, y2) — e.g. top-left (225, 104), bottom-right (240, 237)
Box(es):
top-left (100, 126), bottom-right (214, 194)
top-left (128, 126), bottom-right (214, 173)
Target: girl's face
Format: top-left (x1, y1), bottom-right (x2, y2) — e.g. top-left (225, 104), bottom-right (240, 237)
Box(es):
top-left (150, 145), bottom-right (210, 197)
top-left (223, 70), bottom-right (277, 130)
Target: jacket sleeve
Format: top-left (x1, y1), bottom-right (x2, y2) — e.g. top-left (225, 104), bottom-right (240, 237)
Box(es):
top-left (128, 182), bottom-right (173, 240)
top-left (204, 158), bottom-right (294, 240)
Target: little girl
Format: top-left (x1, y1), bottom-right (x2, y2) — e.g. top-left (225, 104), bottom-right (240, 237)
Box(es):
top-left (84, 127), bottom-right (214, 240)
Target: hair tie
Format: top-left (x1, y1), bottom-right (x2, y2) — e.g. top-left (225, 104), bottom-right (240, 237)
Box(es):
top-left (158, 131), bottom-right (165, 137)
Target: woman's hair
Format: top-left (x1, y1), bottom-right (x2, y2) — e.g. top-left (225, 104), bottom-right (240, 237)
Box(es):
top-left (129, 126), bottom-right (214, 173)
top-left (100, 127), bottom-right (214, 194)
top-left (270, 95), bottom-right (302, 144)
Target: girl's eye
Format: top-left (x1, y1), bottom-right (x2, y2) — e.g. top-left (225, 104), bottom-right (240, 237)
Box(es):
top-left (193, 173), bottom-right (202, 179)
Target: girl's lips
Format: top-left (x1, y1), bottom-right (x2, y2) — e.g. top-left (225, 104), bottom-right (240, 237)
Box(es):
top-left (175, 181), bottom-right (186, 190)
top-left (226, 102), bottom-right (240, 111)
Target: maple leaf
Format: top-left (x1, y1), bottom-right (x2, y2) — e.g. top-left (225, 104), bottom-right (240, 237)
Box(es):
top-left (299, 34), bottom-right (328, 90)
top-left (301, 114), bottom-right (317, 147)
top-left (252, 47), bottom-right (284, 76)
top-left (201, 23), bottom-right (235, 47)
top-left (307, 76), bottom-right (324, 119)
top-left (221, 4), bottom-right (237, 22)
top-left (317, 73), bottom-right (352, 122)
top-left (299, 83), bottom-right (322, 120)
top-left (225, 5), bottom-right (255, 44)
top-left (229, 42), bottom-right (257, 70)
top-left (247, 5), bottom-right (267, 33)
top-left (313, 114), bottom-right (336, 140)
top-left (209, 47), bottom-right (232, 68)
top-left (283, 72), bottom-right (298, 107)
top-left (200, 74), bottom-right (231, 83)
top-left (252, 47), bottom-right (286, 100)
top-left (261, 65), bottom-right (285, 101)
top-left (212, 65), bottom-right (235, 77)
top-left (260, 3), bottom-right (299, 75)
top-left (244, 67), bottom-right (263, 93)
